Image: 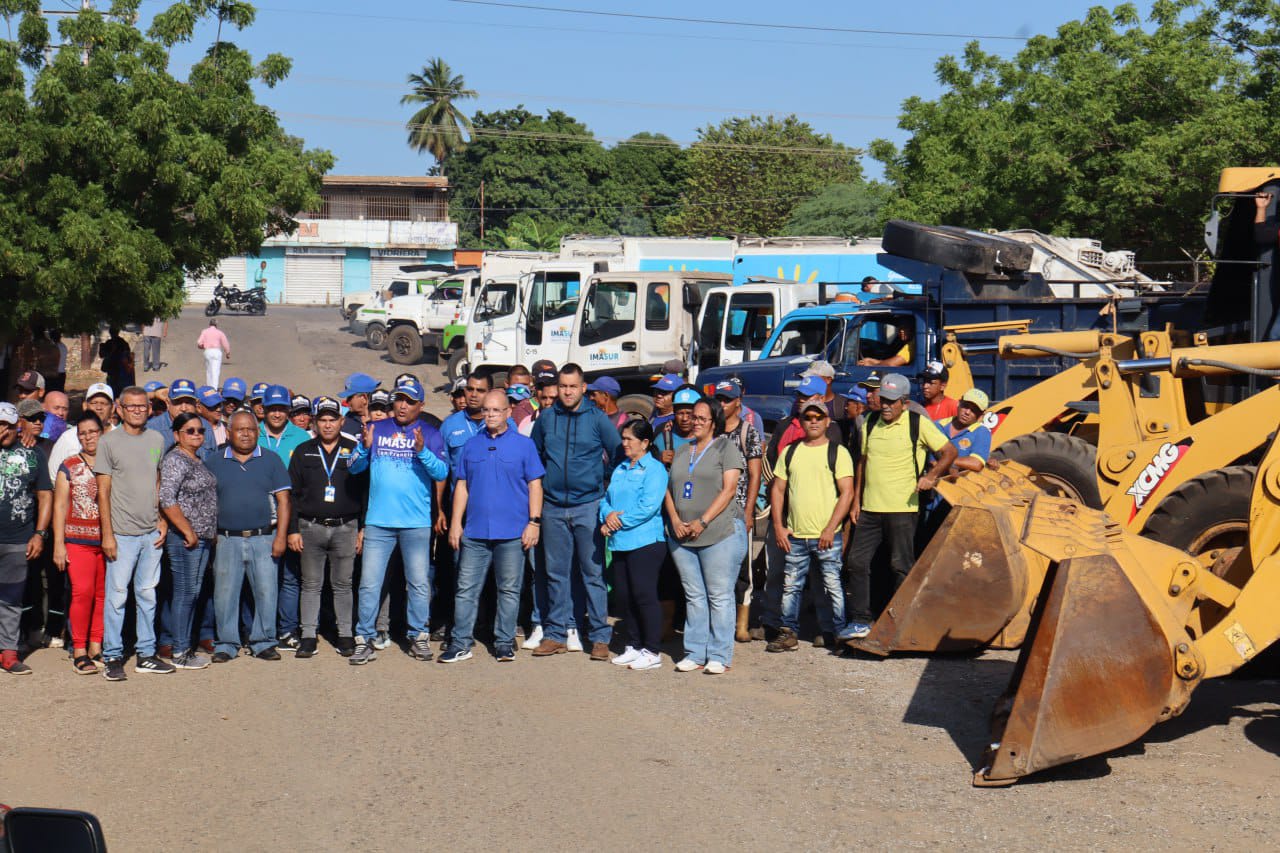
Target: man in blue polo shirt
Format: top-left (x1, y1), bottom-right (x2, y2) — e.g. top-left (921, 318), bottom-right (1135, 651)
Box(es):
top-left (348, 376), bottom-right (449, 665)
top-left (443, 390), bottom-right (544, 663)
top-left (204, 410), bottom-right (292, 662)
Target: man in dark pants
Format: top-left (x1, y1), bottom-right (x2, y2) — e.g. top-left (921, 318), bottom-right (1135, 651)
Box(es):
top-left (844, 373), bottom-right (956, 638)
top-left (286, 397), bottom-right (365, 658)
top-left (0, 403), bottom-right (52, 674)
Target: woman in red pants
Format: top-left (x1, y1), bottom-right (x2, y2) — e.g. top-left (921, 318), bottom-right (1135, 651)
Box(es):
top-left (52, 413), bottom-right (105, 673)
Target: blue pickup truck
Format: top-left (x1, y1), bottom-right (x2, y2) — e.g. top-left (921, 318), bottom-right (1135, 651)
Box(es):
top-left (700, 253), bottom-right (1207, 432)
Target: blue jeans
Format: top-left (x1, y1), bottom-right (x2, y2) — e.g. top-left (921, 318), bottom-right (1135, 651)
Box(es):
top-left (213, 534), bottom-right (278, 656)
top-left (277, 551), bottom-right (301, 637)
top-left (358, 525), bottom-right (432, 640)
top-left (669, 517), bottom-right (746, 666)
top-left (159, 534), bottom-right (212, 653)
top-left (104, 532), bottom-right (163, 660)
top-left (452, 537), bottom-right (525, 651)
top-left (781, 535), bottom-right (847, 633)
top-left (542, 501), bottom-right (610, 644)
top-left (526, 543), bottom-right (578, 630)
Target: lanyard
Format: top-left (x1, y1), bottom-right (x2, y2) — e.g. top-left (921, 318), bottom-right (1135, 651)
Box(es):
top-left (262, 430), bottom-right (283, 453)
top-left (687, 439), bottom-right (714, 477)
top-left (318, 443), bottom-right (341, 486)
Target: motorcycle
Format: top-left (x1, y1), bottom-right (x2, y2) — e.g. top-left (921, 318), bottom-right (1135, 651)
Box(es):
top-left (204, 274), bottom-right (267, 316)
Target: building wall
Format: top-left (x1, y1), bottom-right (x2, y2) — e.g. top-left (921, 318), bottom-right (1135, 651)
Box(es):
top-left (343, 248), bottom-right (371, 296)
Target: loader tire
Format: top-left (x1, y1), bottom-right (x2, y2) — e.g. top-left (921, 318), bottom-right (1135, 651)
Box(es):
top-left (1140, 466), bottom-right (1254, 559)
top-left (991, 432), bottom-right (1102, 508)
top-left (882, 219), bottom-right (1033, 275)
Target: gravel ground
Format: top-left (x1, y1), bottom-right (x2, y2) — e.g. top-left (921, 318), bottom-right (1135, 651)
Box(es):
top-left (5, 307), bottom-right (1277, 851)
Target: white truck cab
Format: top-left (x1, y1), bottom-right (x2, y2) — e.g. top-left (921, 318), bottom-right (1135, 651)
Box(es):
top-left (691, 280), bottom-right (820, 376)
top-left (384, 271), bottom-right (475, 365)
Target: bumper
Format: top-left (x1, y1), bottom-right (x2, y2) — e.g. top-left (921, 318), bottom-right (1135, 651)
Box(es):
top-left (349, 319), bottom-right (369, 336)
top-left (442, 323), bottom-right (466, 351)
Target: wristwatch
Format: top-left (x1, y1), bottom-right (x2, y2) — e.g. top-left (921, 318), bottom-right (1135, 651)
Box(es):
top-left (529, 516), bottom-right (542, 525)
top-left (37, 529), bottom-right (50, 540)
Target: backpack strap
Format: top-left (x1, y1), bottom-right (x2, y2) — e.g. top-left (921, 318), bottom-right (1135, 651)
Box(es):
top-left (908, 411), bottom-right (921, 482)
top-left (783, 439), bottom-right (840, 494)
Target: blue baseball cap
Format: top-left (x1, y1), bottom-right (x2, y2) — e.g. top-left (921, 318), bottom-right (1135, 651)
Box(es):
top-left (143, 381), bottom-right (164, 394)
top-left (848, 386), bottom-right (868, 405)
top-left (508, 384), bottom-right (533, 402)
top-left (796, 376), bottom-right (826, 397)
top-left (673, 387), bottom-right (702, 407)
top-left (250, 382), bottom-right (269, 402)
top-left (586, 376), bottom-right (621, 398)
top-left (198, 387), bottom-right (224, 408)
top-left (652, 373), bottom-right (682, 392)
top-left (393, 377), bottom-right (424, 403)
top-left (712, 380), bottom-right (741, 400)
top-left (341, 372), bottom-right (379, 398)
top-left (263, 384), bottom-right (291, 409)
top-left (168, 379), bottom-right (198, 401)
top-left (221, 377), bottom-right (247, 401)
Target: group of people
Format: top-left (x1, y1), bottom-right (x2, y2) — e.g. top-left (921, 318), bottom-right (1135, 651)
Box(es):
top-left (0, 351), bottom-right (993, 679)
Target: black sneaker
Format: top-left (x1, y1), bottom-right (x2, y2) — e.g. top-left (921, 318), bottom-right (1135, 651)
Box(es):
top-left (438, 646), bottom-right (473, 664)
top-left (495, 644), bottom-right (516, 662)
top-left (277, 632), bottom-right (300, 652)
top-left (295, 638), bottom-right (318, 659)
top-left (410, 634), bottom-right (434, 661)
top-left (256, 647), bottom-right (281, 661)
top-left (429, 626), bottom-right (448, 643)
top-left (334, 636), bottom-right (355, 657)
top-left (211, 651), bottom-right (234, 664)
top-left (102, 658), bottom-right (128, 681)
top-left (135, 655), bottom-right (176, 674)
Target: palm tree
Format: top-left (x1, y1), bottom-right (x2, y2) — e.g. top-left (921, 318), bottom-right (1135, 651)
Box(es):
top-left (401, 58), bottom-right (477, 172)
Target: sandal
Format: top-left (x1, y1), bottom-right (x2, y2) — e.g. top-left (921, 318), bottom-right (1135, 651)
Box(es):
top-left (73, 655), bottom-right (97, 674)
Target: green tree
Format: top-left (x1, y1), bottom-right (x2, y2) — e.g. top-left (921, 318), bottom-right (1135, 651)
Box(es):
top-left (401, 57), bottom-right (476, 173)
top-left (486, 213), bottom-right (573, 251)
top-left (783, 181), bottom-right (894, 238)
top-left (0, 0), bottom-right (331, 335)
top-left (666, 115), bottom-right (861, 236)
top-left (600, 133), bottom-right (687, 236)
top-left (871, 0), bottom-right (1280, 262)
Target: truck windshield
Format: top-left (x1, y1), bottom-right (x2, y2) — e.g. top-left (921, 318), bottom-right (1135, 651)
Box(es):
top-left (580, 281), bottom-right (638, 344)
top-left (763, 317), bottom-right (844, 359)
top-left (475, 281), bottom-right (517, 319)
top-left (725, 292), bottom-right (775, 357)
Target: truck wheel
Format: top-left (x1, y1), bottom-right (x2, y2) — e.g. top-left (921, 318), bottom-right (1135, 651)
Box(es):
top-left (1141, 466), bottom-right (1253, 558)
top-left (365, 323), bottom-right (387, 351)
top-left (991, 432), bottom-right (1102, 508)
top-left (882, 219), bottom-right (1033, 275)
top-left (447, 348), bottom-right (470, 382)
top-left (344, 304), bottom-right (362, 322)
top-left (616, 394), bottom-right (654, 420)
top-left (387, 326), bottom-right (424, 365)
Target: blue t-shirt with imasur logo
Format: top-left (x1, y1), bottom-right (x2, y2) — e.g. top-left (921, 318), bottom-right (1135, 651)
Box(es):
top-left (350, 418), bottom-right (449, 528)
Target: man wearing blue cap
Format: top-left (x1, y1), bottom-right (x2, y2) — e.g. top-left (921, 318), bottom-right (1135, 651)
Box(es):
top-left (654, 386), bottom-right (700, 466)
top-left (649, 373), bottom-right (681, 432)
top-left (586, 376), bottom-right (627, 430)
top-left (249, 383), bottom-right (269, 421)
top-left (147, 379), bottom-right (216, 457)
top-left (348, 376), bottom-right (449, 664)
top-left (220, 377), bottom-right (248, 417)
top-left (196, 386), bottom-right (226, 446)
top-left (339, 373), bottom-right (379, 439)
top-left (258, 384), bottom-right (312, 651)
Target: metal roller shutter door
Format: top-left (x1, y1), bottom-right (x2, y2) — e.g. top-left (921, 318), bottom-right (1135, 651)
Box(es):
top-left (285, 252), bottom-right (344, 305)
top-left (185, 257), bottom-right (247, 303)
top-left (370, 253), bottom-right (428, 294)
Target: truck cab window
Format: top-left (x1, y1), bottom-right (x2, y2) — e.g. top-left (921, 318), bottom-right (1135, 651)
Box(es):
top-left (725, 292), bottom-right (774, 358)
top-left (854, 315), bottom-right (915, 363)
top-left (646, 283), bottom-right (671, 330)
top-left (527, 272), bottom-right (582, 345)
top-left (580, 281), bottom-right (638, 344)
top-left (476, 281), bottom-right (516, 319)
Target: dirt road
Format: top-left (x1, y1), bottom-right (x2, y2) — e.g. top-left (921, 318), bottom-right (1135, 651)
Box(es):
top-left (6, 308), bottom-right (1278, 850)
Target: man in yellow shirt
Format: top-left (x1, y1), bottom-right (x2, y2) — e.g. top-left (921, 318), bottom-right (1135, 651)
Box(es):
top-left (766, 402), bottom-right (855, 653)
top-left (845, 373), bottom-right (957, 638)
top-left (857, 324), bottom-right (914, 368)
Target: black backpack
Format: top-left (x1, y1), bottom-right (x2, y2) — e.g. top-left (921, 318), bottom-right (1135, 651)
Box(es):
top-left (782, 439), bottom-right (842, 493)
top-left (862, 410), bottom-right (930, 507)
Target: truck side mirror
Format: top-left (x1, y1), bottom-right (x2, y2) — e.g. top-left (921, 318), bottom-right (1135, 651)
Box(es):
top-left (1203, 209), bottom-right (1220, 257)
top-left (3, 808), bottom-right (107, 853)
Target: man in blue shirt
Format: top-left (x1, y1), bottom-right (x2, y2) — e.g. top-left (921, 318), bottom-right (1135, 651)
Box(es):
top-left (339, 372), bottom-right (379, 440)
top-left (442, 390), bottom-right (544, 663)
top-left (530, 363), bottom-right (622, 661)
top-left (440, 373), bottom-right (489, 473)
top-left (147, 379), bottom-right (216, 457)
top-left (649, 373), bottom-right (681, 432)
top-left (348, 376), bottom-right (449, 665)
top-left (220, 377), bottom-right (247, 419)
top-left (204, 410), bottom-right (292, 662)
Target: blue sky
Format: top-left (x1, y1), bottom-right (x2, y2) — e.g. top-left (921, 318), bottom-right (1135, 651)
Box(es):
top-left (138, 0), bottom-right (1153, 178)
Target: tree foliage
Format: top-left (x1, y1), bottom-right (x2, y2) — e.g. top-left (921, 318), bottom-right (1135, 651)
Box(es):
top-left (0, 0), bottom-right (332, 335)
top-left (871, 0), bottom-right (1280, 262)
top-left (401, 57), bottom-right (476, 172)
top-left (783, 181), bottom-right (893, 239)
top-left (666, 115), bottom-right (861, 236)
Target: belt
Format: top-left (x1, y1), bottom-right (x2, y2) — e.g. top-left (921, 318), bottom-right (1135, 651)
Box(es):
top-left (218, 527), bottom-right (273, 538)
top-left (300, 516), bottom-right (357, 527)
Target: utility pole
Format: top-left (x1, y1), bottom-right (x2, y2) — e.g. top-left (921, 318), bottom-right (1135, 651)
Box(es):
top-left (479, 180), bottom-right (485, 244)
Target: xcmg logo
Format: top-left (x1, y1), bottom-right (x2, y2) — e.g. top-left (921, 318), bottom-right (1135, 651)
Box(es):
top-left (1126, 438), bottom-right (1194, 521)
top-left (981, 407), bottom-right (1012, 433)
top-left (588, 348), bottom-right (621, 363)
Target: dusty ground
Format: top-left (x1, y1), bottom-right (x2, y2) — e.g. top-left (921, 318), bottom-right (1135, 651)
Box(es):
top-left (5, 307), bottom-right (1279, 851)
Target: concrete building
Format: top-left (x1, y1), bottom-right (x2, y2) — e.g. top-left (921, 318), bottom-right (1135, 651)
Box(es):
top-left (186, 176), bottom-right (458, 306)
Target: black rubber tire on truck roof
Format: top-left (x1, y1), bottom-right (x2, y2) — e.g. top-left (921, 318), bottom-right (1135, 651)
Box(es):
top-left (617, 394), bottom-right (654, 420)
top-left (881, 219), bottom-right (1034, 275)
top-left (991, 431), bottom-right (1102, 508)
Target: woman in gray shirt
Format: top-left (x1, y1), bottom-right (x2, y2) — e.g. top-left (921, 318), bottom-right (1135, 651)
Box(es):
top-left (664, 395), bottom-right (745, 675)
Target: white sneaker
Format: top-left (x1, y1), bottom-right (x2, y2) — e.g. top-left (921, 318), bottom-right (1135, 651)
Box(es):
top-left (674, 657), bottom-right (703, 672)
top-left (521, 625), bottom-right (544, 650)
top-left (704, 660), bottom-right (728, 675)
top-left (566, 628), bottom-right (583, 652)
top-left (629, 650), bottom-right (663, 671)
top-left (611, 646), bottom-right (640, 666)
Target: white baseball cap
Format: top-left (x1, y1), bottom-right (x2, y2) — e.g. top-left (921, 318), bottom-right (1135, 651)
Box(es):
top-left (801, 360), bottom-right (835, 379)
top-left (86, 382), bottom-right (114, 401)
top-left (0, 402), bottom-right (17, 425)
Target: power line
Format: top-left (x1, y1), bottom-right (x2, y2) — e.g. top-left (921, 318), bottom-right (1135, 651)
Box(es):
top-left (451, 193), bottom-right (823, 214)
top-left (444, 0), bottom-right (1031, 41)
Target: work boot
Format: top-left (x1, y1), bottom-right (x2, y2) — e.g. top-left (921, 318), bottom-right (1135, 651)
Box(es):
top-left (735, 604), bottom-right (752, 643)
top-left (765, 627), bottom-right (798, 653)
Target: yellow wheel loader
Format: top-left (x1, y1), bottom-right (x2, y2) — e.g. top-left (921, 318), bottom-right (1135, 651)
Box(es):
top-left (850, 340), bottom-right (1280, 656)
top-left (973, 424), bottom-right (1280, 785)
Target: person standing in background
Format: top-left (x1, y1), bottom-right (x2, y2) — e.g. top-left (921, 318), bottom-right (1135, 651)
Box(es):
top-left (141, 317), bottom-right (167, 373)
top-left (98, 328), bottom-right (134, 396)
top-left (196, 319), bottom-right (231, 389)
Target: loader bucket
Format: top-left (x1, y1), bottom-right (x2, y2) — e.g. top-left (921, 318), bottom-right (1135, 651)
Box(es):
top-left (849, 462), bottom-right (1047, 655)
top-left (974, 551), bottom-right (1193, 786)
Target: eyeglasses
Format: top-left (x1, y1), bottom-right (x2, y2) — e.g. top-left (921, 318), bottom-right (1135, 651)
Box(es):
top-left (691, 415), bottom-right (712, 424)
top-left (181, 427), bottom-right (206, 436)
top-left (120, 403), bottom-right (149, 411)
top-left (802, 414), bottom-right (827, 423)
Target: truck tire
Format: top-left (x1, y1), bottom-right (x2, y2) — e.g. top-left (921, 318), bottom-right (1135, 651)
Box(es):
top-left (387, 325), bottom-right (424, 366)
top-left (1140, 466), bottom-right (1254, 558)
top-left (991, 432), bottom-right (1102, 508)
top-left (882, 219), bottom-right (1033, 274)
top-left (617, 394), bottom-right (654, 420)
top-left (365, 323), bottom-right (387, 351)
top-left (446, 347), bottom-right (470, 383)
